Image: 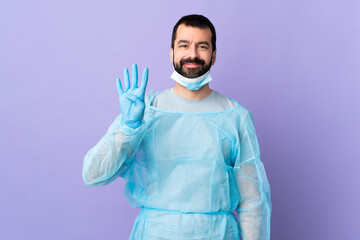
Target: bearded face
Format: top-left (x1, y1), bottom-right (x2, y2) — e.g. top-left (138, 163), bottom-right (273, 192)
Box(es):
top-left (173, 56), bottom-right (212, 78)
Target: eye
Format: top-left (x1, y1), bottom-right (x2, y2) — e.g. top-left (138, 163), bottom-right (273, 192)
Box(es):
top-left (199, 45), bottom-right (209, 49)
top-left (179, 44), bottom-right (187, 48)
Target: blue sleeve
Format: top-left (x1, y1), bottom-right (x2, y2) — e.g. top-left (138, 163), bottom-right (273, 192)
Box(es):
top-left (82, 114), bottom-right (146, 186)
top-left (234, 111), bottom-right (272, 240)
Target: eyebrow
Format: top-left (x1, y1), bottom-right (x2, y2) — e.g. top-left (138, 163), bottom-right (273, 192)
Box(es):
top-left (197, 41), bottom-right (210, 46)
top-left (177, 40), bottom-right (190, 45)
top-left (177, 40), bottom-right (210, 46)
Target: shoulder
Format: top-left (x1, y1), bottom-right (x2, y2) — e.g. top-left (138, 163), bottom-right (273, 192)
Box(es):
top-left (211, 90), bottom-right (251, 116)
top-left (211, 90), bottom-right (231, 101)
top-left (144, 88), bottom-right (176, 108)
top-left (144, 89), bottom-right (161, 105)
top-left (145, 88), bottom-right (172, 107)
top-left (219, 94), bottom-right (253, 121)
top-left (154, 88), bottom-right (172, 100)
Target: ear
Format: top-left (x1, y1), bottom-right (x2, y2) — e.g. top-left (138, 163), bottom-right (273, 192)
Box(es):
top-left (211, 50), bottom-right (217, 66)
top-left (170, 48), bottom-right (174, 64)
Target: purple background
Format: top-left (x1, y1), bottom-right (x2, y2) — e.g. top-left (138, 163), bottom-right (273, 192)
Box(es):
top-left (1, 0), bottom-right (359, 239)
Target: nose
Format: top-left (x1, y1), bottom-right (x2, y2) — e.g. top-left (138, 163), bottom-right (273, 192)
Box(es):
top-left (188, 45), bottom-right (199, 59)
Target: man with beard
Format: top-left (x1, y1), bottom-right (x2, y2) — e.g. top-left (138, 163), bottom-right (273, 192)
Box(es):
top-left (82, 15), bottom-right (271, 240)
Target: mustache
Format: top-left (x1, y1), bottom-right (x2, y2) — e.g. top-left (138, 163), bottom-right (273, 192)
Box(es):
top-left (180, 58), bottom-right (205, 66)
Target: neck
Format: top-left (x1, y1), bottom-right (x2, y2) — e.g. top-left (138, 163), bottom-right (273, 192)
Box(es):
top-left (173, 83), bottom-right (212, 100)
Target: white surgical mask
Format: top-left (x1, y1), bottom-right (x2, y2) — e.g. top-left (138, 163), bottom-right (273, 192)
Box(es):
top-left (170, 69), bottom-right (212, 90)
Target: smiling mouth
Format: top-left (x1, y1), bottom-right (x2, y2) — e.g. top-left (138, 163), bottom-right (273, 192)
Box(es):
top-left (184, 63), bottom-right (201, 68)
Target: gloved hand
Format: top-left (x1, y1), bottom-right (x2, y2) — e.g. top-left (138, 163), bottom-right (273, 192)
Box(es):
top-left (116, 63), bottom-right (149, 129)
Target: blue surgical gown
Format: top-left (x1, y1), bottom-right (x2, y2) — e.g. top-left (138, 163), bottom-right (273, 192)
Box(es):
top-left (82, 91), bottom-right (271, 239)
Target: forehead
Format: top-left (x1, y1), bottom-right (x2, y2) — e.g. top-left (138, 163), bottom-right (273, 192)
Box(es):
top-left (175, 24), bottom-right (212, 43)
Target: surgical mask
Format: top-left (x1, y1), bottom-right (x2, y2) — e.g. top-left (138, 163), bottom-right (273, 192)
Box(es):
top-left (170, 69), bottom-right (212, 90)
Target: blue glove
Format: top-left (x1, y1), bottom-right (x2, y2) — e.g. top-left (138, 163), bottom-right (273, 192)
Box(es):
top-left (116, 63), bottom-right (149, 129)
